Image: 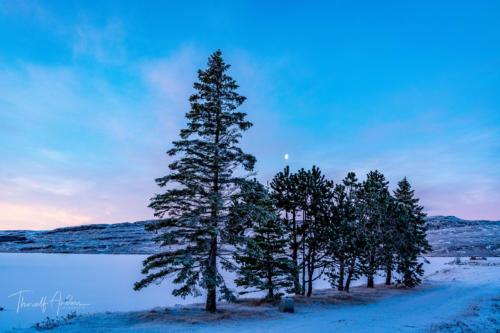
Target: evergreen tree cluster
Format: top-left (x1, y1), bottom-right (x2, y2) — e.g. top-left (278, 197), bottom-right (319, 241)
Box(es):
top-left (270, 168), bottom-right (431, 296)
top-left (135, 50), bottom-right (431, 312)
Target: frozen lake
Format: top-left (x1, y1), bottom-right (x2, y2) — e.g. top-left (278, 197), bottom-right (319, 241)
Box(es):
top-left (0, 253), bottom-right (204, 330)
top-left (0, 254), bottom-right (464, 331)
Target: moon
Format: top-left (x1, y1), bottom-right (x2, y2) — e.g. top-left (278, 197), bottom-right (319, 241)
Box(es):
top-left (284, 153), bottom-right (289, 160)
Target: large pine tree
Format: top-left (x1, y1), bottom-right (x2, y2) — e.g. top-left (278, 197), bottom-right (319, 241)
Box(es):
top-left (134, 50), bottom-right (255, 312)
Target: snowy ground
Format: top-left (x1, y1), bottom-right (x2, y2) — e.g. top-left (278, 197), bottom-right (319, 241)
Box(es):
top-left (0, 255), bottom-right (498, 332)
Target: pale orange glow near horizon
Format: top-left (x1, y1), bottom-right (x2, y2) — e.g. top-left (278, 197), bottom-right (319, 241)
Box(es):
top-left (0, 202), bottom-right (92, 230)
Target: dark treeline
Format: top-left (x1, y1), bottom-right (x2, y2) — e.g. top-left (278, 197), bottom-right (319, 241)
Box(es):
top-left (268, 166), bottom-right (431, 298)
top-left (134, 50), bottom-right (431, 312)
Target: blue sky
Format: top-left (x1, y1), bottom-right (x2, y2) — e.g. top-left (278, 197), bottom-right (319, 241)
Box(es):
top-left (0, 1), bottom-right (499, 229)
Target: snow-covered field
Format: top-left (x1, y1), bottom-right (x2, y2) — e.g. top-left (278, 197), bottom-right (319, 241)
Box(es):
top-left (0, 254), bottom-right (498, 332)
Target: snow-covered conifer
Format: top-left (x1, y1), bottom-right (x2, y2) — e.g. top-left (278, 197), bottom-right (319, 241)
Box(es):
top-left (393, 178), bottom-right (431, 287)
top-left (232, 180), bottom-right (293, 301)
top-left (134, 50), bottom-right (255, 312)
top-left (357, 170), bottom-right (391, 288)
top-left (270, 166), bottom-right (302, 294)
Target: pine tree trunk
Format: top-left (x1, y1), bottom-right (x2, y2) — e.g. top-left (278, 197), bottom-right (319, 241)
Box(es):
top-left (266, 236), bottom-right (274, 302)
top-left (205, 93), bottom-right (221, 313)
top-left (206, 236), bottom-right (217, 312)
top-left (306, 244), bottom-right (318, 297)
top-left (385, 257), bottom-right (392, 285)
top-left (267, 271), bottom-right (274, 301)
top-left (306, 252), bottom-right (314, 297)
top-left (345, 270), bottom-right (352, 292)
top-left (268, 288), bottom-right (274, 301)
top-left (301, 265), bottom-right (306, 295)
top-left (338, 257), bottom-right (345, 291)
top-left (206, 288), bottom-right (216, 312)
top-left (367, 254), bottom-right (374, 288)
top-left (385, 270), bottom-right (391, 285)
top-left (292, 211), bottom-right (301, 295)
top-left (367, 274), bottom-right (374, 288)
top-left (403, 258), bottom-right (412, 287)
top-left (301, 231), bottom-right (306, 295)
top-left (344, 258), bottom-right (355, 292)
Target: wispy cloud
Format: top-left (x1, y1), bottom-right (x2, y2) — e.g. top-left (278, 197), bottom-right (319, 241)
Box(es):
top-left (39, 148), bottom-right (68, 162)
top-left (0, 64), bottom-right (79, 119)
top-left (140, 45), bottom-right (201, 133)
top-left (3, 176), bottom-right (92, 197)
top-left (72, 18), bottom-right (126, 64)
top-left (0, 0), bottom-right (49, 23)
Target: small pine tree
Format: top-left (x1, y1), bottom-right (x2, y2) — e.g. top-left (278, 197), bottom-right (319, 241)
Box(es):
top-left (341, 172), bottom-right (363, 292)
top-left (325, 183), bottom-right (348, 290)
top-left (394, 178), bottom-right (431, 287)
top-left (326, 172), bottom-right (363, 292)
top-left (134, 50), bottom-right (255, 312)
top-left (299, 166), bottom-right (333, 296)
top-left (232, 180), bottom-right (293, 301)
top-left (381, 197), bottom-right (399, 285)
top-left (357, 170), bottom-right (391, 288)
top-left (270, 166), bottom-right (302, 294)
top-left (296, 168), bottom-right (310, 295)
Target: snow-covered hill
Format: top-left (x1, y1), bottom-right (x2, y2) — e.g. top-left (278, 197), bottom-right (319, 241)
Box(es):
top-left (425, 216), bottom-right (499, 257)
top-left (0, 216), bottom-right (498, 256)
top-left (0, 221), bottom-right (158, 254)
